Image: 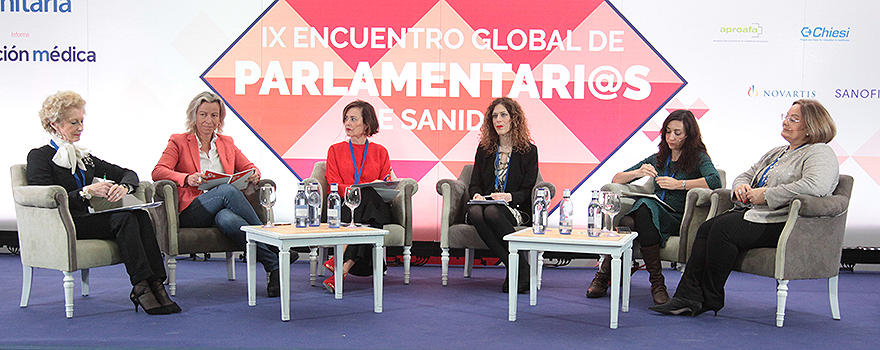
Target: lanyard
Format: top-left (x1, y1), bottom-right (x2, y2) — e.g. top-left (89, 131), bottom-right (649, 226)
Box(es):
top-left (494, 146), bottom-right (510, 192)
top-left (50, 139), bottom-right (87, 188)
top-left (757, 143), bottom-right (806, 187)
top-left (349, 139), bottom-right (369, 185)
top-left (659, 155), bottom-right (675, 201)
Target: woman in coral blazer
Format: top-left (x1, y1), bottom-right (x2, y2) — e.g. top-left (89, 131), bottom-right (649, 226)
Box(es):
top-left (152, 91), bottom-right (282, 297)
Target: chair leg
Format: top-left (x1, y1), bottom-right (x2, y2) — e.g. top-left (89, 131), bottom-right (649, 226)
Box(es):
top-left (537, 251), bottom-right (544, 290)
top-left (226, 252), bottom-right (236, 281)
top-left (20, 265), bottom-right (33, 307)
top-left (309, 247), bottom-right (318, 286)
top-left (464, 248), bottom-right (473, 278)
top-left (63, 271), bottom-right (74, 319)
top-left (829, 275), bottom-right (841, 320)
top-left (441, 248), bottom-right (449, 286)
top-left (776, 279), bottom-right (789, 327)
top-left (81, 269), bottom-right (90, 296)
top-left (383, 246), bottom-right (387, 275)
top-left (165, 254), bottom-right (177, 296)
top-left (403, 246), bottom-right (411, 285)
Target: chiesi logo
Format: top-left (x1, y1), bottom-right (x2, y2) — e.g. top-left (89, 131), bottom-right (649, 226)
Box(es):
top-left (748, 85), bottom-right (816, 98)
top-left (800, 26), bottom-right (850, 41)
top-left (0, 0), bottom-right (70, 12)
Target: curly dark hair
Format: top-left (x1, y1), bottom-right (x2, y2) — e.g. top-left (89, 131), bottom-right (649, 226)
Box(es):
top-left (478, 97), bottom-right (532, 153)
top-left (656, 110), bottom-right (708, 173)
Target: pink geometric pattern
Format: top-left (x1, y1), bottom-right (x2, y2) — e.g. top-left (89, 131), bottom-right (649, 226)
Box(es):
top-left (201, 0), bottom-right (685, 240)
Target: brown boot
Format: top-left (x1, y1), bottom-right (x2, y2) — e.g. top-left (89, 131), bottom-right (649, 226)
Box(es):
top-left (586, 255), bottom-right (612, 298)
top-left (640, 244), bottom-right (670, 305)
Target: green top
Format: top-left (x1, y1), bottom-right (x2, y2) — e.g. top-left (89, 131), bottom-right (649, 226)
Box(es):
top-left (624, 152), bottom-right (722, 244)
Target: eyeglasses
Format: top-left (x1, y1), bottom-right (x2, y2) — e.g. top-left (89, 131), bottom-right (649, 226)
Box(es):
top-left (781, 113), bottom-right (801, 124)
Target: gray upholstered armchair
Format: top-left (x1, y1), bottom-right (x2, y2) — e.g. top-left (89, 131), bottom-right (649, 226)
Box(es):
top-left (708, 174), bottom-right (853, 327)
top-left (601, 169), bottom-right (726, 268)
top-left (303, 161), bottom-right (419, 285)
top-left (150, 179), bottom-right (274, 295)
top-left (11, 164), bottom-right (153, 318)
top-left (436, 164), bottom-right (556, 286)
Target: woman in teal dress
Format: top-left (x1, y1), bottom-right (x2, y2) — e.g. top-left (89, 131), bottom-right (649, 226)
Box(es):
top-left (587, 110), bottom-right (722, 305)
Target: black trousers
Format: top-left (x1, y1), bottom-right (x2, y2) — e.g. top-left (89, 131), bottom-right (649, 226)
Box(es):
top-left (340, 187), bottom-right (391, 276)
top-left (73, 210), bottom-right (166, 286)
top-left (466, 204), bottom-right (529, 272)
top-left (674, 210), bottom-right (785, 309)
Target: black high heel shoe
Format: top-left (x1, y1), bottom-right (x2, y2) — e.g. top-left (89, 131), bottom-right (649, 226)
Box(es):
top-left (130, 282), bottom-right (172, 315)
top-left (149, 279), bottom-right (181, 313)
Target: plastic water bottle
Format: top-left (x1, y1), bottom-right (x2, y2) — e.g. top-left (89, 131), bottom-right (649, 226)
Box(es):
top-left (294, 182), bottom-right (308, 228)
top-left (559, 189), bottom-right (573, 234)
top-left (307, 184), bottom-right (322, 227)
top-left (327, 183), bottom-right (342, 228)
top-left (533, 188), bottom-right (548, 234)
top-left (587, 190), bottom-right (602, 236)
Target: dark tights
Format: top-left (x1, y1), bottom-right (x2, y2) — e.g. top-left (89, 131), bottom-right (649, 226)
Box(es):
top-left (619, 205), bottom-right (661, 247)
top-left (467, 204), bottom-right (529, 271)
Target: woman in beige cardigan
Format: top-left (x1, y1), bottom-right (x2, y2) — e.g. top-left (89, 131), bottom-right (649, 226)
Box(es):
top-left (650, 99), bottom-right (839, 316)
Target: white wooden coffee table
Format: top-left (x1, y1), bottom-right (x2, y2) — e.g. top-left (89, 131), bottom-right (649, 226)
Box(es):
top-left (242, 224), bottom-right (388, 321)
top-left (505, 228), bottom-right (638, 329)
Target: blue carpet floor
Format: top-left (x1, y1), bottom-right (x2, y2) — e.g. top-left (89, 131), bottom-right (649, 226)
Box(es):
top-left (0, 251), bottom-right (877, 350)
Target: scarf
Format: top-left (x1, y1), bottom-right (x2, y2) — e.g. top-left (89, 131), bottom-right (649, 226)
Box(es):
top-left (50, 136), bottom-right (91, 174)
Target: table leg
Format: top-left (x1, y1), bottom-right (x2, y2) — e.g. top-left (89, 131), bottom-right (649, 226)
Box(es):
top-left (508, 247), bottom-right (519, 321)
top-left (529, 250), bottom-right (537, 306)
top-left (609, 252), bottom-right (621, 329)
top-left (621, 246), bottom-right (633, 312)
top-left (335, 244), bottom-right (344, 300)
top-left (247, 240), bottom-right (256, 306)
top-left (280, 250), bottom-right (290, 322)
top-left (374, 242), bottom-right (384, 313)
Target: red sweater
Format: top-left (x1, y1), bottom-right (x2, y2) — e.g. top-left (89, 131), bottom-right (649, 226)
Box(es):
top-left (325, 140), bottom-right (392, 194)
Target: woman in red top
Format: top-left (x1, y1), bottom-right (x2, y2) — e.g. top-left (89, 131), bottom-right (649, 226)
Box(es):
top-left (323, 100), bottom-right (395, 293)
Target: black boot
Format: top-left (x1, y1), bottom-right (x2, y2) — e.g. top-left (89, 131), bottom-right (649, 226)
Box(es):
top-left (586, 255), bottom-right (611, 298)
top-left (267, 269), bottom-right (281, 297)
top-left (640, 244), bottom-right (670, 305)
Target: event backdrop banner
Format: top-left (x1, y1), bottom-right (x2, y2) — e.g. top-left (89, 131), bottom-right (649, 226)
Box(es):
top-left (202, 0), bottom-right (684, 240)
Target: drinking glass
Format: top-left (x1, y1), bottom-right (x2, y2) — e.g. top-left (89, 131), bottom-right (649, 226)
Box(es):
top-left (602, 193), bottom-right (621, 233)
top-left (259, 184), bottom-right (276, 228)
top-left (345, 186), bottom-right (361, 228)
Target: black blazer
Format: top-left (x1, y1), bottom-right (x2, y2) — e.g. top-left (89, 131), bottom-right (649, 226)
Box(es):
top-left (26, 145), bottom-right (139, 216)
top-left (468, 143), bottom-right (539, 215)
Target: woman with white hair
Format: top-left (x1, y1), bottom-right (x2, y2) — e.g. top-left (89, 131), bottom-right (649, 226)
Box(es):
top-left (27, 91), bottom-right (178, 315)
top-left (152, 91), bottom-right (282, 297)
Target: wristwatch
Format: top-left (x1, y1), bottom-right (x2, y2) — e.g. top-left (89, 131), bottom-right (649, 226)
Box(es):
top-left (681, 180), bottom-right (687, 190)
top-left (79, 188), bottom-right (92, 200)
top-left (120, 183), bottom-right (134, 194)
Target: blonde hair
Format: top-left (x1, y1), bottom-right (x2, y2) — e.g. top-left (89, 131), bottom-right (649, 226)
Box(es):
top-left (793, 99), bottom-right (836, 144)
top-left (39, 91), bottom-right (85, 135)
top-left (185, 91), bottom-right (226, 134)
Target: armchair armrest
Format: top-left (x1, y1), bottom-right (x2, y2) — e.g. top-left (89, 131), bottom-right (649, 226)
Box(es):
top-left (437, 178), bottom-right (467, 248)
top-left (12, 185), bottom-right (67, 209)
top-left (392, 178), bottom-right (419, 246)
top-left (708, 188), bottom-right (734, 219)
top-left (794, 193), bottom-right (849, 218)
top-left (151, 180), bottom-right (180, 254)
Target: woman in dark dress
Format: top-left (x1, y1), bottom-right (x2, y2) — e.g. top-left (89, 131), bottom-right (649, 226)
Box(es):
top-left (27, 91), bottom-right (178, 315)
top-left (587, 110), bottom-right (721, 304)
top-left (467, 97), bottom-right (539, 294)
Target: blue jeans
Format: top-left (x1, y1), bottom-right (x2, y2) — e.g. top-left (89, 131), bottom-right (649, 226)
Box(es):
top-left (179, 184), bottom-right (279, 272)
